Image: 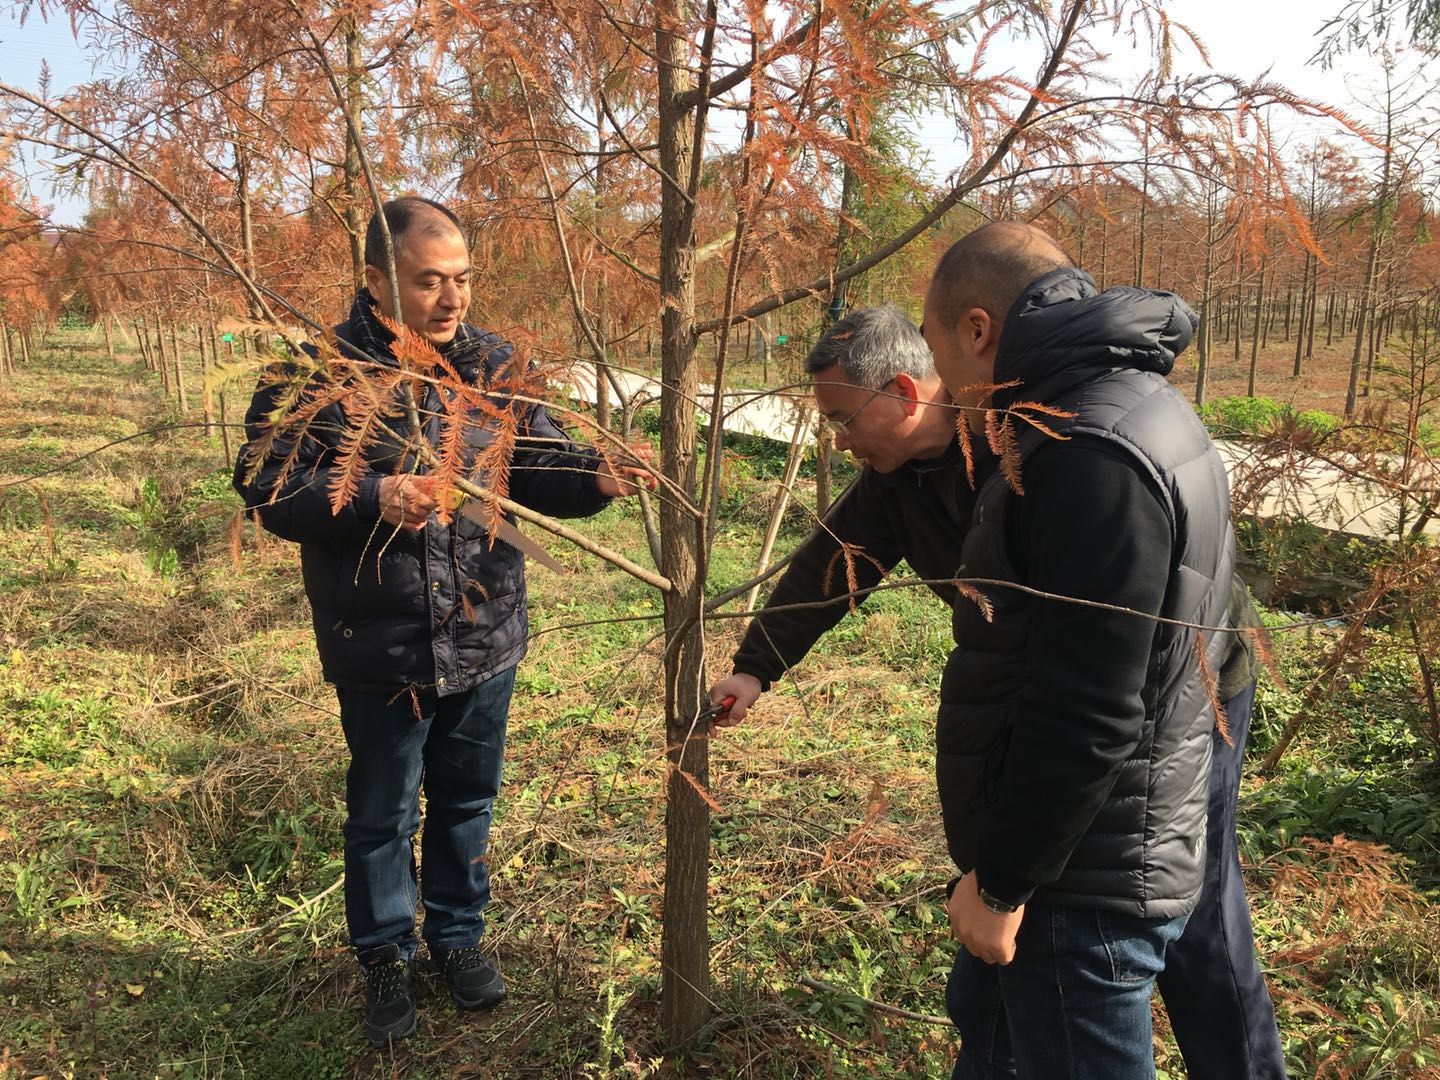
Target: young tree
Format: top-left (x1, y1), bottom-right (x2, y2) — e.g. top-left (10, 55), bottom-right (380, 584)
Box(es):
top-left (1, 0), bottom-right (1360, 1057)
top-left (0, 151), bottom-right (56, 374)
top-left (1343, 52), bottom-right (1433, 417)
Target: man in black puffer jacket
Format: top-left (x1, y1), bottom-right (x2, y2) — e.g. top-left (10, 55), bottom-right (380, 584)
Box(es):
top-left (234, 197), bottom-right (647, 1048)
top-left (709, 297), bottom-right (1283, 1078)
top-left (921, 222), bottom-right (1235, 1079)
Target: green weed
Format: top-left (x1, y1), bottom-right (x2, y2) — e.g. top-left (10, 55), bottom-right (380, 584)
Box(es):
top-left (2, 684), bottom-right (118, 768)
top-left (1198, 394), bottom-right (1342, 436)
top-left (3, 327), bottom-right (1437, 1077)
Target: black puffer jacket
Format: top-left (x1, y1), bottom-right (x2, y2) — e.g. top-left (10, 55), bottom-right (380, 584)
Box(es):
top-left (941, 268), bottom-right (1234, 916)
top-left (234, 296), bottom-right (611, 695)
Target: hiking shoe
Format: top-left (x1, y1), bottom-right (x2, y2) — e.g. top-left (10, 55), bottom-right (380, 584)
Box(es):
top-left (434, 945), bottom-right (506, 1010)
top-left (357, 943), bottom-right (417, 1047)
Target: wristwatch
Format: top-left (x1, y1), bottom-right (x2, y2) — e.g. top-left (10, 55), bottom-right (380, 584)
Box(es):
top-left (978, 885), bottom-right (1020, 914)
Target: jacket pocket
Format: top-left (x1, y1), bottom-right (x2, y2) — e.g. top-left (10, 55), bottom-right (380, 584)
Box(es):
top-left (934, 704), bottom-right (1011, 868)
top-left (334, 540), bottom-right (426, 618)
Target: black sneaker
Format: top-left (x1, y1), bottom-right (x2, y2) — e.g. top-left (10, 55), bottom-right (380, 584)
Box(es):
top-left (434, 945), bottom-right (506, 1010)
top-left (356, 943), bottom-right (417, 1047)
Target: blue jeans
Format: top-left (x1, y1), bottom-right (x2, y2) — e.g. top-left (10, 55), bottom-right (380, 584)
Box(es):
top-left (1158, 681), bottom-right (1287, 1078)
top-left (946, 903), bottom-right (1188, 1080)
top-left (336, 667), bottom-right (515, 960)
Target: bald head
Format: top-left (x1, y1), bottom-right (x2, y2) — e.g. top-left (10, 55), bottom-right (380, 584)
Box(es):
top-left (927, 222), bottom-right (1071, 332)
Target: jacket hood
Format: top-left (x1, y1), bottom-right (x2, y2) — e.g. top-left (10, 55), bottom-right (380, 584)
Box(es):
top-left (992, 268), bottom-right (1198, 407)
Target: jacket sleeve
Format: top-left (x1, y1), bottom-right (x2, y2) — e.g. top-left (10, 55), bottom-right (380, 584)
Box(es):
top-left (232, 365), bottom-right (384, 545)
top-left (975, 437), bottom-right (1173, 907)
top-left (506, 396), bottom-right (613, 520)
top-left (731, 471), bottom-right (903, 689)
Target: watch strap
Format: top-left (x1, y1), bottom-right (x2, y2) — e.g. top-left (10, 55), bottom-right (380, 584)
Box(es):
top-left (978, 885), bottom-right (1019, 914)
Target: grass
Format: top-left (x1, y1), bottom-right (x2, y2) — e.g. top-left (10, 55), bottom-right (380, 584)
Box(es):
top-left (0, 328), bottom-right (1436, 1078)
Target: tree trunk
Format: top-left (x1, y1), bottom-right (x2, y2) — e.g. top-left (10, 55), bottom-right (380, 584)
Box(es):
top-left (1345, 241), bottom-right (1378, 418)
top-left (1363, 297), bottom-right (1379, 399)
top-left (1358, 96), bottom-right (1396, 406)
top-left (757, 314), bottom-right (770, 382)
top-left (1306, 272), bottom-right (1319, 359)
top-left (343, 16), bottom-right (366, 291)
top-left (1247, 262), bottom-right (1265, 396)
top-left (155, 321), bottom-right (172, 395)
top-left (1365, 265), bottom-right (1395, 399)
top-left (198, 327), bottom-right (215, 436)
top-left (656, 4), bottom-right (710, 1045)
top-left (1232, 285), bottom-right (1243, 367)
top-left (1134, 155), bottom-right (1148, 286)
top-left (813, 121), bottom-right (858, 518)
top-left (102, 316), bottom-right (114, 361)
top-left (170, 323), bottom-right (188, 415)
top-left (1098, 217), bottom-right (1109, 291)
top-left (211, 321), bottom-right (232, 463)
top-left (828, 134), bottom-right (857, 323)
top-left (1195, 189), bottom-right (1216, 405)
top-left (1292, 256), bottom-right (1309, 377)
top-left (1153, 223), bottom-right (1165, 292)
top-left (593, 93), bottom-right (612, 433)
top-left (237, 144), bottom-right (261, 333)
top-left (0, 323), bottom-right (11, 376)
top-left (746, 407), bottom-right (812, 612)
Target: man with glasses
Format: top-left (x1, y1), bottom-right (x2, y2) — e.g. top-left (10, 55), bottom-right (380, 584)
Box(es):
top-left (708, 302), bottom-right (971, 727)
top-left (710, 290), bottom-right (1281, 1078)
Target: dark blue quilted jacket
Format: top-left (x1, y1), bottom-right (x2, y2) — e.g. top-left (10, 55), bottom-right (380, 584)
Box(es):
top-left (233, 309), bottom-right (610, 695)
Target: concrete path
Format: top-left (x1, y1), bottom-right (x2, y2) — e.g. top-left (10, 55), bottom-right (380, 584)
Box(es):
top-left (562, 367), bottom-right (815, 442)
top-left (558, 368), bottom-right (1437, 541)
top-left (1216, 439), bottom-right (1438, 540)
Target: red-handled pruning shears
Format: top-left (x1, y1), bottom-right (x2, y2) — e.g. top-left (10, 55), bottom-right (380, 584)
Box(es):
top-left (697, 695), bottom-right (737, 724)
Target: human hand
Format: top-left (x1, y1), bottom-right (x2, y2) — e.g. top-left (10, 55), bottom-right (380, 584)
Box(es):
top-left (596, 443), bottom-right (658, 497)
top-left (378, 473), bottom-right (438, 531)
top-left (946, 872), bottom-right (1024, 965)
top-left (706, 672), bottom-right (762, 735)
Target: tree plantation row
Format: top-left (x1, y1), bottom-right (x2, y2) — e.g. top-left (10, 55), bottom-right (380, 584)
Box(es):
top-left (2, 0), bottom-right (1438, 1057)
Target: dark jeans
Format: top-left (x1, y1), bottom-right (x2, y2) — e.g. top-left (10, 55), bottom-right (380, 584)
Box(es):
top-left (1157, 681), bottom-right (1287, 1078)
top-left (946, 902), bottom-right (1188, 1079)
top-left (336, 667), bottom-right (515, 961)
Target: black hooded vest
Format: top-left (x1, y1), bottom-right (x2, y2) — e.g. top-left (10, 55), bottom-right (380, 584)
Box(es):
top-left (937, 269), bottom-right (1235, 917)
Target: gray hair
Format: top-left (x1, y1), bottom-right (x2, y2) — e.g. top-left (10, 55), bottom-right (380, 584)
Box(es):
top-left (803, 304), bottom-right (935, 389)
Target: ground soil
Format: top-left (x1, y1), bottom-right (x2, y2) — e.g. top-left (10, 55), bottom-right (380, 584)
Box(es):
top-left (1173, 330), bottom-right (1384, 418)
